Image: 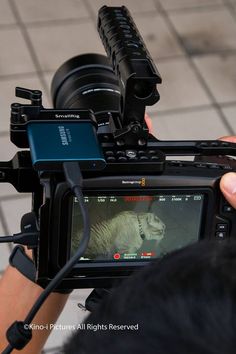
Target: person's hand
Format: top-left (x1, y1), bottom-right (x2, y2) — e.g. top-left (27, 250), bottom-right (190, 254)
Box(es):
top-left (145, 114), bottom-right (153, 134)
top-left (219, 136), bottom-right (236, 208)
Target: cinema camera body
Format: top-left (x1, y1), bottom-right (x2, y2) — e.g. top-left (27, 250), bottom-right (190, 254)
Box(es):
top-left (1, 6), bottom-right (236, 291)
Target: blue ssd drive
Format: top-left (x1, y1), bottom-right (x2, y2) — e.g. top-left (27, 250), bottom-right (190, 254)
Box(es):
top-left (27, 121), bottom-right (106, 171)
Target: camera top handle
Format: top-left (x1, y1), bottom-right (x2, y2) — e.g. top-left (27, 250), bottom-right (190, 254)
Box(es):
top-left (98, 6), bottom-right (162, 146)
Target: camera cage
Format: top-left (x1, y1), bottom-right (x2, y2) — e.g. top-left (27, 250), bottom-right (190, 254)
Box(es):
top-left (0, 6), bottom-right (236, 289)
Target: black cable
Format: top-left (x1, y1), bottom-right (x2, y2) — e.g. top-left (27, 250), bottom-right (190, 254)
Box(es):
top-left (2, 345), bottom-right (12, 354)
top-left (0, 232), bottom-right (38, 246)
top-left (0, 236), bottom-right (14, 242)
top-left (2, 162), bottom-right (90, 353)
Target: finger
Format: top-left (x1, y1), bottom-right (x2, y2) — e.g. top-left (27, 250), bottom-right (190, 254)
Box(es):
top-left (220, 172), bottom-right (236, 209)
top-left (218, 136), bottom-right (236, 143)
top-left (145, 114), bottom-right (153, 134)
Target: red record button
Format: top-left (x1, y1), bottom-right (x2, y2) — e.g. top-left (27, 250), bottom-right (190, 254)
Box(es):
top-left (113, 253), bottom-right (121, 260)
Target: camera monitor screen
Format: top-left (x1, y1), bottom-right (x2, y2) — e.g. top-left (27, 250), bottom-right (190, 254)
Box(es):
top-left (71, 194), bottom-right (204, 262)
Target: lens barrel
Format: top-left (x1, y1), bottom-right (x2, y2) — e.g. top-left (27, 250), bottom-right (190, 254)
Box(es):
top-left (51, 54), bottom-right (120, 125)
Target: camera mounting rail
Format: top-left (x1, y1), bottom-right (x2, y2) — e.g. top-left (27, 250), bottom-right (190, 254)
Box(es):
top-left (98, 6), bottom-right (162, 146)
top-left (1, 86), bottom-right (236, 194)
top-left (10, 87), bottom-right (236, 159)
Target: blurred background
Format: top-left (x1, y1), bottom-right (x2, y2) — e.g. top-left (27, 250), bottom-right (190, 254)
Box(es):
top-left (0, 0), bottom-right (236, 352)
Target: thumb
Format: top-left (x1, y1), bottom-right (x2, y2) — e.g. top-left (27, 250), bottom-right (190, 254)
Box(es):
top-left (220, 172), bottom-right (236, 209)
top-left (145, 114), bottom-right (153, 134)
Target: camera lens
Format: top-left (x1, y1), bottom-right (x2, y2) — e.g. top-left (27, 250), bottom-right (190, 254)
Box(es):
top-left (51, 54), bottom-right (120, 128)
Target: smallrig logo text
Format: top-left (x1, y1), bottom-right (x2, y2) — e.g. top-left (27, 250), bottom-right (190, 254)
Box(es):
top-left (55, 114), bottom-right (80, 119)
top-left (122, 178), bottom-right (146, 187)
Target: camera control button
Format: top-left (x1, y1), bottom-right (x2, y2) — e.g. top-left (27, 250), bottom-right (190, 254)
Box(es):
top-left (105, 150), bottom-right (114, 156)
top-left (125, 150), bottom-right (137, 158)
top-left (215, 231), bottom-right (227, 239)
top-left (221, 142), bottom-right (230, 147)
top-left (140, 156), bottom-right (149, 160)
top-left (223, 205), bottom-right (234, 213)
top-left (138, 150), bottom-right (146, 156)
top-left (216, 223), bottom-right (228, 231)
top-left (211, 142), bottom-right (219, 147)
top-left (151, 156), bottom-right (159, 161)
top-left (116, 150), bottom-right (126, 157)
top-left (107, 156), bottom-right (116, 162)
top-left (199, 142), bottom-right (208, 147)
top-left (118, 156), bottom-right (127, 161)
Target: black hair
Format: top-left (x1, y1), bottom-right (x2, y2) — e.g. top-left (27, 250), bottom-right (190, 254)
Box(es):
top-left (63, 240), bottom-right (236, 354)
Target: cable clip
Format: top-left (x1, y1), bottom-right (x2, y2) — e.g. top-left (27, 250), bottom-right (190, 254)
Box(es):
top-left (6, 321), bottom-right (32, 350)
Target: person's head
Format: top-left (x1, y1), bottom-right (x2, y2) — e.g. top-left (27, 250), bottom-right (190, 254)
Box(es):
top-left (63, 240), bottom-right (236, 354)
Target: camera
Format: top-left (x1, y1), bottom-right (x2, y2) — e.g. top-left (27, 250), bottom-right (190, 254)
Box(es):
top-left (1, 6), bottom-right (236, 291)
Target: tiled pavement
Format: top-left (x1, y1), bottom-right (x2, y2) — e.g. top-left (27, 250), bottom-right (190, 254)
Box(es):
top-left (0, 0), bottom-right (236, 352)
